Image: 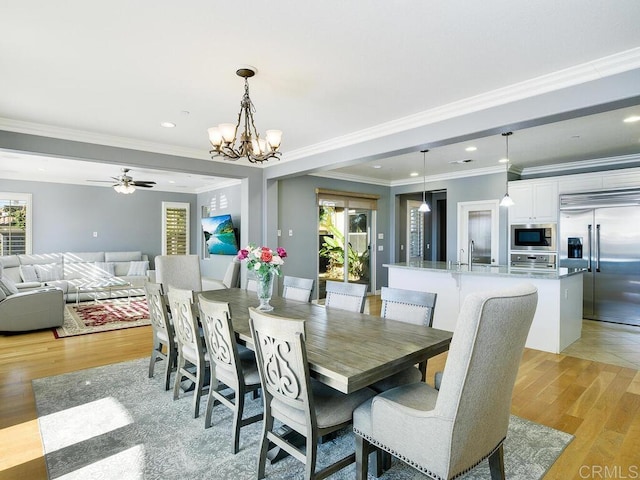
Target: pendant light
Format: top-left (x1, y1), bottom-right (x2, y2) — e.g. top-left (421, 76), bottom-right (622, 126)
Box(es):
top-left (499, 132), bottom-right (515, 207)
top-left (419, 149), bottom-right (431, 213)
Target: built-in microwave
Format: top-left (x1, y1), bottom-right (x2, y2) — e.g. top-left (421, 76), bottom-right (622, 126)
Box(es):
top-left (510, 223), bottom-right (556, 252)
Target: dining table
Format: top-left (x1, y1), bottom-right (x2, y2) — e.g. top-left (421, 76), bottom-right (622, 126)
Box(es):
top-left (199, 288), bottom-right (453, 393)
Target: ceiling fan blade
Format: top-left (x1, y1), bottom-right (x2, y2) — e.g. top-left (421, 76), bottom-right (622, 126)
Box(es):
top-left (132, 181), bottom-right (156, 186)
top-left (133, 183), bottom-right (154, 188)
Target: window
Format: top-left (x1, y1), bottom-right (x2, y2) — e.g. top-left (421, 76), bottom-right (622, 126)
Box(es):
top-left (162, 202), bottom-right (190, 255)
top-left (0, 193), bottom-right (32, 255)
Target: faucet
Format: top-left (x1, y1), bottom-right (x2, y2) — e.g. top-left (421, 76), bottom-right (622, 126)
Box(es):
top-left (468, 240), bottom-right (474, 269)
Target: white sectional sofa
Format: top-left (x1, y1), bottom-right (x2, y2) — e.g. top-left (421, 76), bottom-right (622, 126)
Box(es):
top-left (0, 251), bottom-right (149, 303)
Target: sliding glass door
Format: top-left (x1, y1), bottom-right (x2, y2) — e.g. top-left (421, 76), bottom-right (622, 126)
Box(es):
top-left (318, 205), bottom-right (371, 299)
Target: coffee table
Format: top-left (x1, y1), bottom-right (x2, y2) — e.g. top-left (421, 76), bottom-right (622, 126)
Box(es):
top-left (74, 278), bottom-right (134, 306)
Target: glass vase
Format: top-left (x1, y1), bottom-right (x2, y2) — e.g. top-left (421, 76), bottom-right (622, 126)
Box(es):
top-left (255, 271), bottom-right (275, 311)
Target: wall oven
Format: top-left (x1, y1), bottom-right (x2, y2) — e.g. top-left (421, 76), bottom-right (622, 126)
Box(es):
top-left (510, 223), bottom-right (556, 252)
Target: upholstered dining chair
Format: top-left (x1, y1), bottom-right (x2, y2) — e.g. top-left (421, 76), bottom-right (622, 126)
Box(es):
top-left (249, 308), bottom-right (376, 480)
top-left (353, 284), bottom-right (538, 480)
top-left (324, 280), bottom-right (367, 313)
top-left (282, 275), bottom-right (314, 302)
top-left (374, 286), bottom-right (438, 387)
top-left (145, 282), bottom-right (177, 391)
top-left (155, 255), bottom-right (203, 294)
top-left (201, 257), bottom-right (241, 290)
top-left (197, 295), bottom-right (263, 453)
top-left (167, 287), bottom-right (209, 418)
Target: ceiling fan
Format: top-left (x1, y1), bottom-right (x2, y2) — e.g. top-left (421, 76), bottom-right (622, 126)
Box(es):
top-left (88, 168), bottom-right (156, 194)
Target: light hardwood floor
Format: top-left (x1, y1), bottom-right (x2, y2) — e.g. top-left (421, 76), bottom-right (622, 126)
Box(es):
top-left (0, 298), bottom-right (638, 480)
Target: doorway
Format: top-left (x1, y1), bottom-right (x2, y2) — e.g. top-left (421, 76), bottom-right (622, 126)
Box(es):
top-left (318, 205), bottom-right (372, 299)
top-left (457, 200), bottom-right (499, 265)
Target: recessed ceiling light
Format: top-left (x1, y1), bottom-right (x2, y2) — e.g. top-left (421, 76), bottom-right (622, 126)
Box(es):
top-left (371, 165), bottom-right (382, 169)
top-left (410, 172), bottom-right (419, 177)
top-left (498, 158), bottom-right (509, 163)
top-left (623, 115), bottom-right (640, 123)
top-left (465, 146), bottom-right (477, 152)
top-left (168, 180), bottom-right (176, 184)
top-left (160, 122), bottom-right (176, 128)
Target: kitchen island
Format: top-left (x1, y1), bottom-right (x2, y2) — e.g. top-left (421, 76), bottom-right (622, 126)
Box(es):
top-left (384, 262), bottom-right (585, 353)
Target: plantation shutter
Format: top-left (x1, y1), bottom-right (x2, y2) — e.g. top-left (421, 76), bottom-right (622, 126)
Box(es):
top-left (162, 202), bottom-right (190, 255)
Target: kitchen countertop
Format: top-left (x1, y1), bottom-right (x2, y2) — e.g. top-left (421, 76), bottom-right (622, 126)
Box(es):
top-left (384, 261), bottom-right (585, 279)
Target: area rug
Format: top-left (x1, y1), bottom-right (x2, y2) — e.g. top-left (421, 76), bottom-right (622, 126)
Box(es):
top-left (33, 358), bottom-right (573, 480)
top-left (53, 299), bottom-right (150, 338)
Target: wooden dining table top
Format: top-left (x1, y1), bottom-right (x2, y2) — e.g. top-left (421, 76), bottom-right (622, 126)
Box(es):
top-left (198, 288), bottom-right (453, 394)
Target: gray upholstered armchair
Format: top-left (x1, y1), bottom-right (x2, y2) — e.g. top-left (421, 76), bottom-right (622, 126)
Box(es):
top-left (0, 287), bottom-right (65, 332)
top-left (353, 284), bottom-right (538, 480)
top-left (0, 261), bottom-right (65, 332)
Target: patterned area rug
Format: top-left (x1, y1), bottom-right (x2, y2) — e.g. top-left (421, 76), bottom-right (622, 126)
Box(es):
top-left (33, 358), bottom-right (574, 479)
top-left (53, 299), bottom-right (150, 338)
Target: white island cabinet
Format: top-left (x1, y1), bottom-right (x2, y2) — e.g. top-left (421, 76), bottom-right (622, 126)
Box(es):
top-left (385, 262), bottom-right (584, 354)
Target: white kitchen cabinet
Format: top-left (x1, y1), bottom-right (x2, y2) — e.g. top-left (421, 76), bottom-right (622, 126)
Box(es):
top-left (508, 181), bottom-right (558, 223)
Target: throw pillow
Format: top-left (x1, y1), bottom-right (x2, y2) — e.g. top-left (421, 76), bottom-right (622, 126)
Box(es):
top-left (0, 288), bottom-right (6, 301)
top-left (94, 261), bottom-right (116, 277)
top-left (127, 260), bottom-right (149, 276)
top-left (19, 265), bottom-right (39, 282)
top-left (35, 263), bottom-right (63, 282)
top-left (0, 276), bottom-right (19, 296)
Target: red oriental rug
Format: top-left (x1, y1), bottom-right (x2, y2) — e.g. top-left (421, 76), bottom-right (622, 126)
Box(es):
top-left (54, 298), bottom-right (151, 338)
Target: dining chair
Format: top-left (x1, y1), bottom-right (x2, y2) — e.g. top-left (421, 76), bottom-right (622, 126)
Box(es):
top-left (197, 295), bottom-right (263, 453)
top-left (155, 254), bottom-right (203, 294)
top-left (201, 257), bottom-right (241, 290)
top-left (145, 282), bottom-right (177, 391)
top-left (249, 307), bottom-right (376, 480)
top-left (324, 280), bottom-right (367, 313)
top-left (282, 275), bottom-right (314, 302)
top-left (374, 286), bottom-right (438, 387)
top-left (353, 284), bottom-right (538, 480)
top-left (167, 287), bottom-right (209, 418)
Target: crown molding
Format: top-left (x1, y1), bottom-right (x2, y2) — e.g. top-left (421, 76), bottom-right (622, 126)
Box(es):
top-left (283, 47), bottom-right (640, 162)
top-left (311, 165), bottom-right (506, 187)
top-left (194, 178), bottom-right (242, 194)
top-left (0, 117), bottom-right (216, 162)
top-left (520, 153), bottom-right (640, 177)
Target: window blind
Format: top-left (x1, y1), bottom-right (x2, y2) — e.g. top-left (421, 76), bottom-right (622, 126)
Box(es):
top-left (316, 189), bottom-right (379, 210)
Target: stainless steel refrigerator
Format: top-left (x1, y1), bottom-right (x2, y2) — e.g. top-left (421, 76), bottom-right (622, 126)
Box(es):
top-left (559, 189), bottom-right (640, 326)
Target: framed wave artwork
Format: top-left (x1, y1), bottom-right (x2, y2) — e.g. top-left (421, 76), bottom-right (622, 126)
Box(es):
top-left (201, 214), bottom-right (239, 255)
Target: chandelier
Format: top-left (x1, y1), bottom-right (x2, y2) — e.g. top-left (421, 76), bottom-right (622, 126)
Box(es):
top-left (207, 67), bottom-right (282, 164)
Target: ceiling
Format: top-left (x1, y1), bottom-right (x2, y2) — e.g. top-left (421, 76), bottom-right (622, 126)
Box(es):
top-left (1, 1), bottom-right (640, 192)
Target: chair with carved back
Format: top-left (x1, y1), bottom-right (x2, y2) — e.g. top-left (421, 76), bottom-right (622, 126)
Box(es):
top-left (324, 280), bottom-right (367, 313)
top-left (145, 282), bottom-right (177, 391)
top-left (353, 284), bottom-right (538, 480)
top-left (167, 287), bottom-right (209, 418)
top-left (249, 307), bottom-right (376, 480)
top-left (197, 295), bottom-right (262, 453)
top-left (282, 275), bottom-right (314, 302)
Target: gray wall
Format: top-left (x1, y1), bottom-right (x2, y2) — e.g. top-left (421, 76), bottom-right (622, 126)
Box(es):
top-left (276, 175), bottom-right (391, 297)
top-left (197, 183), bottom-right (242, 279)
top-left (0, 178), bottom-right (196, 266)
top-left (391, 171), bottom-right (509, 265)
